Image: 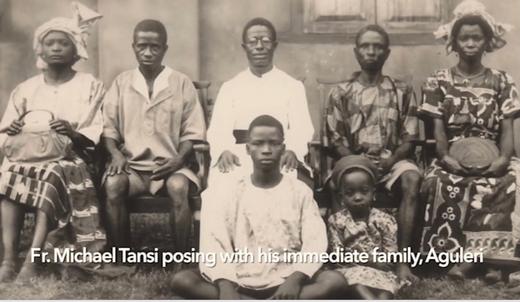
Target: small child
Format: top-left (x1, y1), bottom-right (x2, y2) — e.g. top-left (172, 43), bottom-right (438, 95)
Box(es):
top-left (328, 155), bottom-right (401, 299)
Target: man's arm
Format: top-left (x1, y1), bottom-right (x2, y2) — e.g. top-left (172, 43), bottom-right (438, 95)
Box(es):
top-left (272, 189), bottom-right (326, 299)
top-left (206, 83), bottom-right (236, 162)
top-left (101, 79), bottom-right (128, 175)
top-left (151, 140), bottom-right (193, 180)
top-left (380, 83), bottom-right (419, 172)
top-left (285, 81), bottom-right (315, 161)
top-left (293, 188), bottom-right (328, 278)
top-left (325, 86), bottom-right (354, 159)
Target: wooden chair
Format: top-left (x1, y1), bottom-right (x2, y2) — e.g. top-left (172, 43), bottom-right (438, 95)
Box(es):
top-left (307, 77), bottom-right (432, 216)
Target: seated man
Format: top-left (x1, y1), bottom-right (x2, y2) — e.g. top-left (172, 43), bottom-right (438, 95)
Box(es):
top-left (204, 17), bottom-right (314, 184)
top-left (102, 20), bottom-right (206, 252)
top-left (172, 115), bottom-right (345, 299)
top-left (325, 24), bottom-right (422, 282)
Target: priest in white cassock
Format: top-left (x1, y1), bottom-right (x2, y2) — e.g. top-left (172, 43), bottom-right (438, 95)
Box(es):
top-left (202, 17), bottom-right (314, 197)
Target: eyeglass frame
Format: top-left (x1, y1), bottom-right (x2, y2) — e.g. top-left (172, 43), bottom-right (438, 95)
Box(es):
top-left (243, 36), bottom-right (276, 48)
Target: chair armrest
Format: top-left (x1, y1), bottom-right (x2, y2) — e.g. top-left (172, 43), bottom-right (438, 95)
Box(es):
top-left (193, 142), bottom-right (210, 191)
top-left (307, 140), bottom-right (322, 173)
top-left (193, 142), bottom-right (210, 153)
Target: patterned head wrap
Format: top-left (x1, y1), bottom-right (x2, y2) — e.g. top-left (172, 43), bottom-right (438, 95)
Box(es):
top-left (330, 155), bottom-right (379, 190)
top-left (33, 1), bottom-right (102, 69)
top-left (434, 0), bottom-right (513, 53)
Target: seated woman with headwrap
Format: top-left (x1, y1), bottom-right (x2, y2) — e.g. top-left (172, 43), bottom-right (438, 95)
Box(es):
top-left (0, 3), bottom-right (105, 282)
top-left (419, 0), bottom-right (520, 282)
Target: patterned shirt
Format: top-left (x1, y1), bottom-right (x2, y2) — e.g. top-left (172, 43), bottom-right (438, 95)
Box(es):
top-left (326, 72), bottom-right (419, 157)
top-left (200, 175), bottom-right (327, 289)
top-left (328, 208), bottom-right (398, 261)
top-left (420, 67), bottom-right (520, 142)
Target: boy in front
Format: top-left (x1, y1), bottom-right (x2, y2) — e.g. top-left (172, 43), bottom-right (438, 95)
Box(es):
top-left (172, 115), bottom-right (345, 299)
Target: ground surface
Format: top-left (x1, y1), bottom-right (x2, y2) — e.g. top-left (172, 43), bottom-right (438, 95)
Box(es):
top-left (0, 214), bottom-right (518, 299)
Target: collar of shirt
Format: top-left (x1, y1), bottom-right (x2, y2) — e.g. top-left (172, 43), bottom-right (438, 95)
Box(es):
top-left (349, 71), bottom-right (395, 90)
top-left (246, 65), bottom-right (279, 80)
top-left (132, 66), bottom-right (173, 103)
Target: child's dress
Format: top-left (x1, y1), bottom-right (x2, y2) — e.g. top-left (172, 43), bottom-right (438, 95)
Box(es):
top-left (328, 208), bottom-right (400, 294)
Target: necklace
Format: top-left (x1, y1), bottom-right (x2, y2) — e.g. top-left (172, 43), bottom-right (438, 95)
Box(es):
top-left (453, 66), bottom-right (486, 86)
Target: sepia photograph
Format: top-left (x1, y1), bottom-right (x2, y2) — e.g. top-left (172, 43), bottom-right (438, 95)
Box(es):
top-left (0, 0), bottom-right (520, 299)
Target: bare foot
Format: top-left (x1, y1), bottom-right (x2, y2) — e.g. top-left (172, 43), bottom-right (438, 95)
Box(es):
top-left (506, 285), bottom-right (520, 294)
top-left (484, 268), bottom-right (502, 285)
top-left (15, 263), bottom-right (38, 284)
top-left (0, 261), bottom-right (17, 283)
top-left (447, 265), bottom-right (466, 281)
top-left (397, 264), bottom-right (419, 283)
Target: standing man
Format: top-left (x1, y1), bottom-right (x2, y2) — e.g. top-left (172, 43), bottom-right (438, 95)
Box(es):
top-left (325, 24), bottom-right (422, 283)
top-left (102, 20), bottom-right (206, 252)
top-left (205, 17), bottom-right (314, 184)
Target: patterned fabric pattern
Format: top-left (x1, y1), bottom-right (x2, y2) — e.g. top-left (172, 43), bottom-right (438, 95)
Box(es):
top-left (419, 67), bottom-right (520, 261)
top-left (0, 156), bottom-right (106, 252)
top-left (328, 208), bottom-right (400, 293)
top-left (420, 68), bottom-right (520, 142)
top-left (326, 73), bottom-right (419, 157)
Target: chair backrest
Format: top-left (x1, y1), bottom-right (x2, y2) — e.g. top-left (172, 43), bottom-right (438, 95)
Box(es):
top-left (313, 78), bottom-right (352, 189)
top-left (193, 81), bottom-right (211, 128)
top-left (316, 78), bottom-right (351, 149)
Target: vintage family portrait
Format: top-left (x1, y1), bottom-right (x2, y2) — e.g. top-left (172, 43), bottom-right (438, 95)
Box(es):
top-left (0, 0), bottom-right (519, 299)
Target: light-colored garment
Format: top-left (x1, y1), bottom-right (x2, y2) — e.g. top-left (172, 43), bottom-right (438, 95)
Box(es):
top-left (0, 71), bottom-right (106, 254)
top-left (0, 72), bottom-right (104, 147)
top-left (102, 66), bottom-right (206, 191)
top-left (207, 66), bottom-right (314, 165)
top-left (203, 66), bottom-right (314, 200)
top-left (200, 175), bottom-right (327, 290)
top-left (328, 208), bottom-right (400, 294)
top-left (33, 2), bottom-right (102, 69)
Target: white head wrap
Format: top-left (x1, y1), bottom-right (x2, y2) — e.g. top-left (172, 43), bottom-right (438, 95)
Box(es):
top-left (33, 1), bottom-right (102, 69)
top-left (434, 0), bottom-right (513, 53)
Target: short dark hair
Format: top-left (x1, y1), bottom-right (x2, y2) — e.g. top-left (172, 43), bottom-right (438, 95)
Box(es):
top-left (355, 24), bottom-right (390, 48)
top-left (242, 17), bottom-right (277, 43)
top-left (133, 19), bottom-right (167, 44)
top-left (248, 115), bottom-right (284, 139)
top-left (451, 15), bottom-right (493, 52)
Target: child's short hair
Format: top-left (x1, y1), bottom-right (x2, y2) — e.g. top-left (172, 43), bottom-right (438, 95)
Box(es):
top-left (248, 115), bottom-right (284, 139)
top-left (331, 155), bottom-right (379, 189)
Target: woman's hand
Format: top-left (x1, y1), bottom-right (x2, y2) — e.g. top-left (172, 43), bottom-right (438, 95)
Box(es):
top-left (50, 119), bottom-right (75, 137)
top-left (5, 119), bottom-right (25, 136)
top-left (483, 156), bottom-right (509, 177)
top-left (441, 155), bottom-right (468, 175)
